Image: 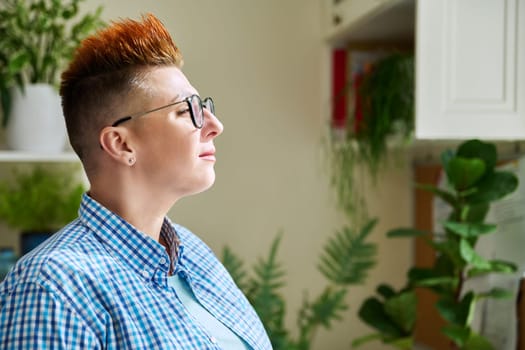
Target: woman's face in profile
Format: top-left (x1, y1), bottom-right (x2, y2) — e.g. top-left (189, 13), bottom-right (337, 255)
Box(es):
top-left (127, 66), bottom-right (224, 199)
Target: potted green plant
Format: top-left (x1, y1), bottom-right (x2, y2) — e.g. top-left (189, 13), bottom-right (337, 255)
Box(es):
top-left (353, 139), bottom-right (519, 349)
top-left (0, 165), bottom-right (85, 255)
top-left (0, 0), bottom-right (103, 152)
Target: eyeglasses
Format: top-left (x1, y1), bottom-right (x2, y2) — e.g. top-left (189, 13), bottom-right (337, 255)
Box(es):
top-left (111, 94), bottom-right (214, 129)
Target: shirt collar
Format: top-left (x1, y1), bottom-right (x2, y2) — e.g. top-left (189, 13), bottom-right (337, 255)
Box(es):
top-left (78, 193), bottom-right (178, 284)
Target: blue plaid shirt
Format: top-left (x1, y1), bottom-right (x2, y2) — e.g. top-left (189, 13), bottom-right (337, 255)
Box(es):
top-left (0, 193), bottom-right (271, 349)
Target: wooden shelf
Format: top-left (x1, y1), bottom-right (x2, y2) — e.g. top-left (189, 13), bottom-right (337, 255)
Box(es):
top-left (0, 150), bottom-right (78, 162)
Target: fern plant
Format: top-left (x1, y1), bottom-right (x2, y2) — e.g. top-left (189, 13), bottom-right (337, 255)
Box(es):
top-left (222, 220), bottom-right (378, 350)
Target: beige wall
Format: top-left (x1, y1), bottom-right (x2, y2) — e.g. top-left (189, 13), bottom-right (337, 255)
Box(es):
top-left (0, 1), bottom-right (413, 349)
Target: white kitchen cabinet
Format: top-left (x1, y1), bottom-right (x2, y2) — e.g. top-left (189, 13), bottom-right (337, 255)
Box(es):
top-left (323, 0), bottom-right (415, 45)
top-left (416, 0), bottom-right (525, 140)
top-left (323, 0), bottom-right (525, 140)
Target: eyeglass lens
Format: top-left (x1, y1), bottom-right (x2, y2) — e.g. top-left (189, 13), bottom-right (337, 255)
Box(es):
top-left (190, 95), bottom-right (214, 128)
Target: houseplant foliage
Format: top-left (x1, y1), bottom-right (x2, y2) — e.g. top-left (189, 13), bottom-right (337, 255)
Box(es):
top-left (0, 0), bottom-right (104, 126)
top-left (353, 139), bottom-right (519, 349)
top-left (0, 165), bottom-right (85, 233)
top-left (222, 219), bottom-right (378, 350)
top-left (326, 52), bottom-right (414, 225)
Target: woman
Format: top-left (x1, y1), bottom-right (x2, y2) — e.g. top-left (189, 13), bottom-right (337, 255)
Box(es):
top-left (0, 14), bottom-right (271, 349)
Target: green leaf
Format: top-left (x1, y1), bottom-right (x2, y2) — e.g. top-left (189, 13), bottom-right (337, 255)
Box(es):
top-left (245, 233), bottom-right (287, 339)
top-left (463, 332), bottom-right (495, 350)
top-left (383, 290), bottom-right (416, 333)
top-left (446, 157), bottom-right (486, 191)
top-left (416, 184), bottom-right (457, 207)
top-left (357, 297), bottom-right (403, 338)
top-left (489, 260), bottom-right (517, 273)
top-left (408, 267), bottom-right (458, 290)
top-left (351, 333), bottom-right (383, 348)
top-left (7, 51), bottom-right (30, 74)
top-left (298, 287), bottom-right (348, 331)
top-left (436, 292), bottom-right (475, 326)
top-left (429, 240), bottom-right (465, 269)
top-left (468, 259), bottom-right (517, 277)
top-left (464, 202), bottom-right (490, 223)
top-left (441, 324), bottom-right (471, 347)
top-left (477, 287), bottom-right (513, 299)
top-left (376, 284), bottom-right (396, 299)
top-left (443, 221), bottom-right (497, 238)
top-left (385, 336), bottom-right (413, 350)
top-left (415, 276), bottom-right (458, 288)
top-left (387, 228), bottom-right (427, 238)
top-left (457, 139), bottom-right (497, 171)
top-left (459, 239), bottom-right (491, 269)
top-left (318, 220), bottom-right (377, 285)
top-left (467, 171), bottom-right (518, 203)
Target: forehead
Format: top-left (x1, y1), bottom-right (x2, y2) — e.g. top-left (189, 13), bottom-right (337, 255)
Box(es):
top-left (145, 66), bottom-right (197, 101)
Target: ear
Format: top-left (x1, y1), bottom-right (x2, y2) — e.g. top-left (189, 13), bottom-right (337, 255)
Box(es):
top-left (99, 126), bottom-right (135, 166)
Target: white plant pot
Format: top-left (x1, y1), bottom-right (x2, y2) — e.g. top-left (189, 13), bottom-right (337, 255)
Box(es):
top-left (6, 83), bottom-right (67, 153)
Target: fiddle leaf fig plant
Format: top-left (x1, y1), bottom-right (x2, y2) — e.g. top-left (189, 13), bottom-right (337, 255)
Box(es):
top-left (0, 0), bottom-right (104, 126)
top-left (354, 139), bottom-right (519, 349)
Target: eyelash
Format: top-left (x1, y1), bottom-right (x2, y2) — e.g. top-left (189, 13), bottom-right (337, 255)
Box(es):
top-left (176, 108), bottom-right (190, 116)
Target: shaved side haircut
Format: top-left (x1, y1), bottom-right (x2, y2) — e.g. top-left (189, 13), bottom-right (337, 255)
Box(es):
top-left (60, 14), bottom-right (183, 169)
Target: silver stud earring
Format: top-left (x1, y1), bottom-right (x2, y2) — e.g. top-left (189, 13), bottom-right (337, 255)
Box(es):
top-left (128, 157), bottom-right (135, 165)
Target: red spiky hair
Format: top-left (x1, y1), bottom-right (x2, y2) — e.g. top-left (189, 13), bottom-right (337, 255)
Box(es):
top-left (61, 13), bottom-right (182, 88)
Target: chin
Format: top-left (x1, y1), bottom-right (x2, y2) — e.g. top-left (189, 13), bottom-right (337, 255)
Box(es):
top-left (187, 174), bottom-right (216, 196)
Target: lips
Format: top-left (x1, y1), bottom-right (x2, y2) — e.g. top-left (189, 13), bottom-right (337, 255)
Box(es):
top-left (199, 149), bottom-right (216, 160)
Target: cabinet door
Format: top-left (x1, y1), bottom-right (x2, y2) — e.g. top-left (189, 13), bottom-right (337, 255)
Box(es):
top-left (416, 0), bottom-right (525, 139)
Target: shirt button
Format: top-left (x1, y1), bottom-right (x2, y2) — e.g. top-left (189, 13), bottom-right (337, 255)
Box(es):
top-left (159, 257), bottom-right (166, 265)
top-left (141, 269), bottom-right (148, 278)
top-left (210, 336), bottom-right (217, 344)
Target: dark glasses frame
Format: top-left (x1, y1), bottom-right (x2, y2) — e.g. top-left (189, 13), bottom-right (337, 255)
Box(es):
top-left (111, 94), bottom-right (214, 129)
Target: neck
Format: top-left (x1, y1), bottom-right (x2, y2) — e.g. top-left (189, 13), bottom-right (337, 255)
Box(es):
top-left (89, 179), bottom-right (177, 242)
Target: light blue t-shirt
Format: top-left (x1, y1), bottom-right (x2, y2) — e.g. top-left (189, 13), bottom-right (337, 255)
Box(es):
top-left (168, 273), bottom-right (251, 350)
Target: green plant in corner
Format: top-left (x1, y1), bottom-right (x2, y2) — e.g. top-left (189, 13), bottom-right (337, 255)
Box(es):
top-left (0, 165), bottom-right (85, 233)
top-left (353, 139), bottom-right (519, 349)
top-left (0, 0), bottom-right (104, 126)
top-left (222, 219), bottom-right (378, 350)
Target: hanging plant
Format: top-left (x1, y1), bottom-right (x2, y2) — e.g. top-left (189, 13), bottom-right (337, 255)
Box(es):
top-left (326, 52), bottom-right (414, 224)
top-left (355, 52), bottom-right (414, 175)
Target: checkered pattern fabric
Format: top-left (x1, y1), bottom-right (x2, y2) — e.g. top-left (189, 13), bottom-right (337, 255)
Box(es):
top-left (0, 193), bottom-right (271, 349)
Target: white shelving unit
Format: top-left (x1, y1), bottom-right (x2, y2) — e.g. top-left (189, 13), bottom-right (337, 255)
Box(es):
top-left (0, 150), bottom-right (78, 163)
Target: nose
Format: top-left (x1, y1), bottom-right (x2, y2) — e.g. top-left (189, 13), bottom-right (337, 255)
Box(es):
top-left (201, 108), bottom-right (224, 140)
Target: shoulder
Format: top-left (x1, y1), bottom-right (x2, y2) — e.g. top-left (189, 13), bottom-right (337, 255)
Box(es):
top-left (1, 219), bottom-right (113, 297)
